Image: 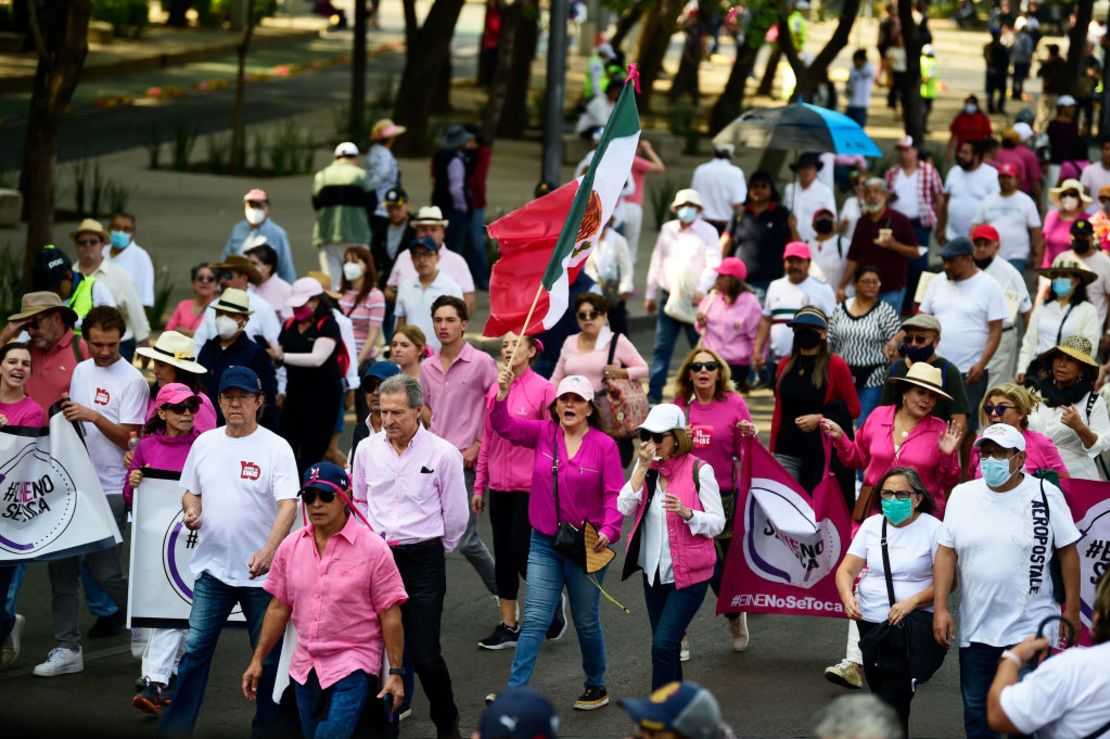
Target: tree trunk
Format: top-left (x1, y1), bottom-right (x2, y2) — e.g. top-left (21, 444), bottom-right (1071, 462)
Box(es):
top-left (402, 0), bottom-right (418, 49)
top-left (228, 2), bottom-right (255, 174)
top-left (497, 0), bottom-right (539, 138)
top-left (634, 0), bottom-right (685, 112)
top-left (1064, 0), bottom-right (1094, 96)
top-left (669, 29), bottom-right (701, 104)
top-left (780, 0), bottom-right (862, 102)
top-left (482, 0), bottom-right (523, 140)
top-left (757, 44), bottom-right (780, 96)
top-left (897, 0), bottom-right (924, 145)
top-left (709, 42), bottom-right (759, 135)
top-left (609, 0), bottom-right (647, 52)
top-left (349, 0), bottom-right (368, 142)
top-left (393, 0), bottom-right (465, 156)
top-left (19, 0), bottom-right (91, 285)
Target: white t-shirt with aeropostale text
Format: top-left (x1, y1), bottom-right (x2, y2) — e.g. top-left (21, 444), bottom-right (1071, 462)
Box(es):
top-left (179, 425), bottom-right (300, 587)
top-left (848, 512), bottom-right (942, 624)
top-left (919, 269), bottom-right (1008, 373)
top-left (939, 475), bottom-right (1081, 648)
top-left (69, 357), bottom-right (149, 496)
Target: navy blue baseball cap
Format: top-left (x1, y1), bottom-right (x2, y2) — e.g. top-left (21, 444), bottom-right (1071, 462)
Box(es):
top-left (939, 236), bottom-right (973, 259)
top-left (619, 682), bottom-right (723, 739)
top-left (361, 361), bottom-right (402, 390)
top-left (301, 461), bottom-right (350, 494)
top-left (479, 687), bottom-right (559, 739)
top-left (409, 235), bottom-right (440, 254)
top-left (218, 365), bottom-right (262, 395)
top-left (787, 305), bottom-right (828, 330)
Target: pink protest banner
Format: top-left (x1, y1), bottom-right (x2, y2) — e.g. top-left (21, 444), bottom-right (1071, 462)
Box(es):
top-left (1058, 477), bottom-right (1110, 646)
top-left (716, 435), bottom-right (851, 618)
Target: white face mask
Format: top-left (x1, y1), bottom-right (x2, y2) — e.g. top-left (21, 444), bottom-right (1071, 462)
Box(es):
top-left (215, 315), bottom-right (240, 340)
top-left (245, 207), bottom-right (267, 226)
top-left (342, 262), bottom-right (364, 281)
top-left (1061, 196), bottom-right (1080, 211)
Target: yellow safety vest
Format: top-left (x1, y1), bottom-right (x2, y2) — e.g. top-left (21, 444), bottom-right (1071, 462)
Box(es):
top-left (67, 276), bottom-right (96, 335)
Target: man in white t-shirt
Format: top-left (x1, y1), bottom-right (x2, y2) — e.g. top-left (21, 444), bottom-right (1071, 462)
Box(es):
top-left (971, 225), bottom-right (1032, 385)
top-left (938, 140), bottom-right (1001, 245)
top-left (385, 206), bottom-right (476, 313)
top-left (753, 242), bottom-right (836, 372)
top-left (690, 143), bottom-right (747, 233)
top-left (1080, 134), bottom-right (1110, 196)
top-left (971, 162), bottom-right (1043, 274)
top-left (783, 152), bottom-right (837, 243)
top-left (395, 236), bottom-right (464, 352)
top-left (933, 424), bottom-right (1081, 739)
top-left (919, 237), bottom-right (1007, 436)
top-left (32, 306), bottom-right (148, 678)
top-left (102, 211), bottom-right (155, 308)
top-left (844, 49), bottom-right (875, 127)
top-left (158, 365), bottom-right (299, 735)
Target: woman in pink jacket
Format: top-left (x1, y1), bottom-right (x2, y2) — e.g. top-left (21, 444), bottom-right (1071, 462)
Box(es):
top-left (473, 333), bottom-right (556, 650)
top-left (695, 257), bottom-right (762, 391)
top-left (821, 362), bottom-right (963, 515)
top-left (969, 382), bottom-right (1069, 480)
top-left (618, 404), bottom-right (724, 690)
top-left (122, 383), bottom-right (202, 717)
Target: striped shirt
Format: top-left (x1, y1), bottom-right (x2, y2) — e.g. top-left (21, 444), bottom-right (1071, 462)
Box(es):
top-left (828, 299), bottom-right (902, 388)
top-left (339, 288), bottom-right (386, 356)
top-left (883, 161), bottom-right (943, 228)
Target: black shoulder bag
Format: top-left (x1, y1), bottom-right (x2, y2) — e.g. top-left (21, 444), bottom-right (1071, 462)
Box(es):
top-left (858, 517), bottom-right (947, 682)
top-left (550, 427), bottom-right (585, 566)
top-left (1038, 478), bottom-right (1070, 608)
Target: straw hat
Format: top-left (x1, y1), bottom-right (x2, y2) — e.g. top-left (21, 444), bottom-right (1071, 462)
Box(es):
top-left (370, 119), bottom-right (407, 141)
top-left (1038, 259), bottom-right (1098, 286)
top-left (306, 270), bottom-right (341, 299)
top-left (136, 331), bottom-right (206, 374)
top-left (889, 362), bottom-right (953, 400)
top-left (69, 218), bottom-right (109, 243)
top-left (410, 206), bottom-right (449, 227)
top-left (209, 287), bottom-right (254, 315)
top-left (670, 188), bottom-right (704, 210)
top-left (1040, 335), bottom-right (1099, 369)
top-left (1048, 179), bottom-right (1093, 207)
top-left (212, 255), bottom-right (262, 285)
top-left (8, 291), bottom-right (78, 325)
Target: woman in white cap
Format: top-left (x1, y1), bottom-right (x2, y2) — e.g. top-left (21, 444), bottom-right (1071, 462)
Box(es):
top-left (1016, 260), bottom-right (1100, 383)
top-left (136, 331), bottom-right (217, 433)
top-left (488, 372), bottom-right (624, 711)
top-left (618, 404), bottom-right (724, 690)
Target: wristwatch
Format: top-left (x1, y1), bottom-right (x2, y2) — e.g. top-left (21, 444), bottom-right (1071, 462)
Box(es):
top-left (388, 667), bottom-right (405, 676)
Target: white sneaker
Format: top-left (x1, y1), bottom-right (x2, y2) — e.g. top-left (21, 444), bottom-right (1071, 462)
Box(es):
top-left (33, 646), bottom-right (84, 677)
top-left (728, 613), bottom-right (750, 652)
top-left (824, 659), bottom-right (863, 689)
top-left (3, 613), bottom-right (24, 666)
top-left (131, 627), bottom-right (150, 659)
top-left (679, 635), bottom-right (690, 662)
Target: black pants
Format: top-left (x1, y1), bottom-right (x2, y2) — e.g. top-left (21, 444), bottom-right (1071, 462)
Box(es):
top-left (487, 490), bottom-right (531, 601)
top-left (390, 539), bottom-right (458, 735)
top-left (858, 620), bottom-right (914, 737)
top-left (281, 393), bottom-right (339, 476)
top-left (707, 490), bottom-right (738, 622)
top-left (728, 363), bottom-right (750, 393)
top-left (986, 69), bottom-right (1008, 112)
top-left (0, 565), bottom-right (13, 644)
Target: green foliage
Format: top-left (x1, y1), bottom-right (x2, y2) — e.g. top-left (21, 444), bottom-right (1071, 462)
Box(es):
top-left (648, 175), bottom-right (686, 230)
top-left (91, 0), bottom-right (149, 35)
top-left (70, 159), bottom-right (135, 217)
top-left (172, 122), bottom-right (200, 171)
top-left (146, 125), bottom-right (161, 170)
top-left (742, 0), bottom-right (781, 50)
top-left (0, 244), bottom-right (22, 317)
top-left (105, 180), bottom-right (136, 214)
top-left (668, 101), bottom-right (701, 156)
top-left (146, 265), bottom-right (176, 330)
top-left (194, 0), bottom-right (277, 26)
top-left (268, 121), bottom-right (315, 177)
top-left (206, 133), bottom-right (230, 174)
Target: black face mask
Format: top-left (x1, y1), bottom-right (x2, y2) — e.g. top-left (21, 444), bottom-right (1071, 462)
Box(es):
top-left (1073, 239), bottom-right (1093, 255)
top-left (974, 256), bottom-right (993, 269)
top-left (957, 158), bottom-right (975, 171)
top-left (899, 343), bottom-right (934, 362)
top-left (794, 328), bottom-right (823, 350)
top-left (814, 219), bottom-right (836, 235)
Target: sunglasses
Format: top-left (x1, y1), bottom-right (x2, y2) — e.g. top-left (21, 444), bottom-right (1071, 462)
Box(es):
top-left (219, 270), bottom-right (239, 280)
top-left (879, 489), bottom-right (916, 500)
top-left (690, 360), bottom-right (719, 373)
top-left (577, 310), bottom-right (601, 321)
top-left (164, 399), bottom-right (201, 414)
top-left (195, 274), bottom-right (217, 283)
top-left (983, 404), bottom-right (1015, 416)
top-left (904, 334), bottom-right (933, 346)
top-left (299, 489), bottom-right (337, 505)
top-left (76, 238), bottom-right (101, 246)
top-left (639, 430), bottom-right (669, 444)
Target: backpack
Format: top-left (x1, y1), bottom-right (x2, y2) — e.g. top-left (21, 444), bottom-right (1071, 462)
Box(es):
top-left (282, 316), bottom-right (350, 378)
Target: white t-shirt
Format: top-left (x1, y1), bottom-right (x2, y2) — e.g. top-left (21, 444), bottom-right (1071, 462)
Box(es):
top-left (847, 63), bottom-right (875, 108)
top-left (69, 358), bottom-right (149, 495)
top-left (807, 235), bottom-right (850, 295)
top-left (939, 475), bottom-right (1081, 647)
top-left (983, 257), bottom-right (1033, 328)
top-left (891, 168), bottom-right (921, 220)
top-left (783, 179), bottom-right (837, 243)
top-left (395, 272), bottom-right (464, 352)
top-left (762, 275), bottom-right (837, 358)
top-left (839, 196), bottom-right (863, 244)
top-left (945, 165), bottom-right (1001, 241)
top-left (180, 426), bottom-right (299, 587)
top-left (103, 242), bottom-right (155, 307)
top-left (848, 513), bottom-right (942, 624)
top-left (386, 248), bottom-right (476, 293)
top-left (1080, 161), bottom-right (1110, 197)
top-left (691, 158), bottom-right (747, 222)
top-left (1000, 641), bottom-right (1110, 739)
top-left (973, 191), bottom-right (1042, 261)
top-left (919, 270), bottom-right (1008, 372)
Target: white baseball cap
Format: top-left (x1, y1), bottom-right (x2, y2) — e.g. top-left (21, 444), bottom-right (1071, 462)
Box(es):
top-left (334, 141), bottom-right (360, 158)
top-left (1012, 122), bottom-right (1034, 141)
top-left (973, 423), bottom-right (1026, 452)
top-left (555, 375), bottom-right (594, 402)
top-left (638, 404), bottom-right (687, 433)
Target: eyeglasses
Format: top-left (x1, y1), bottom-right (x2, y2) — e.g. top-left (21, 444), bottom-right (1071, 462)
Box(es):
top-left (983, 404), bottom-right (1015, 416)
top-left (639, 430), bottom-right (669, 444)
top-left (577, 310), bottom-right (601, 321)
top-left (904, 334), bottom-right (933, 346)
top-left (690, 360), bottom-right (720, 373)
top-left (299, 489), bottom-right (337, 505)
top-left (76, 238), bottom-right (100, 246)
top-left (979, 447), bottom-right (1018, 460)
top-left (879, 489), bottom-right (917, 500)
top-left (164, 399), bottom-right (201, 414)
top-left (219, 270), bottom-right (239, 281)
top-left (195, 274), bottom-right (216, 283)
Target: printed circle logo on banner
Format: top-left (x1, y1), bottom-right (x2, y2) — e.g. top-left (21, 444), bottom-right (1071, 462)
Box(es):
top-left (742, 476), bottom-right (842, 589)
top-left (162, 510), bottom-right (243, 616)
top-left (1075, 497), bottom-right (1110, 633)
top-left (0, 444), bottom-right (78, 554)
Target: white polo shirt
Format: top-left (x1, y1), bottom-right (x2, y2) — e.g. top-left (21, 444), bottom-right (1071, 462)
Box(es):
top-left (395, 271), bottom-right (464, 351)
top-left (690, 158), bottom-right (747, 222)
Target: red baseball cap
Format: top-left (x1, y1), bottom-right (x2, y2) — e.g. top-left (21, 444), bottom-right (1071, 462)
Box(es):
top-left (971, 224), bottom-right (1001, 243)
top-left (996, 162), bottom-right (1019, 177)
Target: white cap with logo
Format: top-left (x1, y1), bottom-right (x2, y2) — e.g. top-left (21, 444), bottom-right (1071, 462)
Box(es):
top-left (973, 423), bottom-right (1026, 452)
top-left (555, 375), bottom-right (594, 402)
top-left (638, 404), bottom-right (687, 433)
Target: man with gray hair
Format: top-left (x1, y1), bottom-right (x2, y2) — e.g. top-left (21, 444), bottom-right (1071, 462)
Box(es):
top-left (839, 177), bottom-right (919, 311)
top-left (350, 373), bottom-right (468, 739)
top-left (814, 694), bottom-right (903, 739)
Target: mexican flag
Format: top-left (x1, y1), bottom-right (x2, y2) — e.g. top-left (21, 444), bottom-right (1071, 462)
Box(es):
top-left (483, 79), bottom-right (641, 337)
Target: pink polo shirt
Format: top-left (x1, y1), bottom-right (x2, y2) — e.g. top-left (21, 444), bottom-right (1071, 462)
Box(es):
top-left (675, 393), bottom-right (751, 492)
top-left (420, 342), bottom-right (498, 451)
top-left (26, 329), bottom-right (86, 411)
top-left (625, 156), bottom-right (654, 206)
top-left (695, 291), bottom-right (762, 365)
top-left (474, 369), bottom-right (556, 494)
top-left (264, 515), bottom-right (408, 690)
top-left (833, 403), bottom-right (961, 513)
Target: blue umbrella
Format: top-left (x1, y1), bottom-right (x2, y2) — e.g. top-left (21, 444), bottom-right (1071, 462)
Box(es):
top-left (714, 102), bottom-right (882, 158)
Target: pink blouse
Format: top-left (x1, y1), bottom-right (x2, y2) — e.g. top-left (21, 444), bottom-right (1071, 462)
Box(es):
top-left (968, 427), bottom-right (1069, 481)
top-left (696, 290), bottom-right (762, 365)
top-left (1041, 210), bottom-right (1089, 268)
top-left (833, 403), bottom-right (960, 513)
top-left (474, 368), bottom-right (556, 494)
top-left (164, 299), bottom-right (208, 334)
top-left (550, 328), bottom-right (648, 392)
top-left (0, 396), bottom-right (46, 427)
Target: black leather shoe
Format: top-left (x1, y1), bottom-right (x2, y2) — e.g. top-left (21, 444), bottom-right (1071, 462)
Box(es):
top-left (88, 611), bottom-right (125, 639)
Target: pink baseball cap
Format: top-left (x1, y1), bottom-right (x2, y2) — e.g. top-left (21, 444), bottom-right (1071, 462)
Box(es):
top-left (555, 375), bottom-right (594, 402)
top-left (783, 241), bottom-right (812, 260)
top-left (996, 162), bottom-right (1019, 177)
top-left (717, 257), bottom-right (748, 282)
top-left (243, 188), bottom-right (269, 203)
top-left (155, 382), bottom-right (200, 407)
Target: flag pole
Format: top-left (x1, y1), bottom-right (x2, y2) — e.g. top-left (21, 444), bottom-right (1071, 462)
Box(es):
top-left (506, 283), bottom-right (546, 369)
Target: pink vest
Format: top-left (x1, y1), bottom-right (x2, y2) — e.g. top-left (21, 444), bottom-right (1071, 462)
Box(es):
top-left (625, 453), bottom-right (717, 589)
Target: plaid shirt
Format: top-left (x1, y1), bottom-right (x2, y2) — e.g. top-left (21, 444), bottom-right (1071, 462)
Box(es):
top-left (884, 162), bottom-right (943, 228)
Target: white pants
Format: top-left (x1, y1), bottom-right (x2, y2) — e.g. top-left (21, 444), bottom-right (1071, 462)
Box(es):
top-left (988, 326), bottom-right (1019, 386)
top-left (318, 243), bottom-right (366, 290)
top-left (845, 619), bottom-right (862, 664)
top-left (142, 627), bottom-right (187, 685)
top-left (622, 203), bottom-right (644, 277)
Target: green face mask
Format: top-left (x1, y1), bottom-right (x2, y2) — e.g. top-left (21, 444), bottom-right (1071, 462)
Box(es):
top-left (881, 497), bottom-right (914, 525)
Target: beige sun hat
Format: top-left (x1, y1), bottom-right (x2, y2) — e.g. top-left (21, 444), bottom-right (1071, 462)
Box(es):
top-left (209, 288), bottom-right (254, 316)
top-left (69, 218), bottom-right (109, 243)
top-left (1047, 179), bottom-right (1093, 207)
top-left (8, 291), bottom-right (78, 325)
top-left (889, 361), bottom-right (953, 400)
top-left (136, 331), bottom-right (206, 374)
top-left (670, 188), bottom-right (704, 211)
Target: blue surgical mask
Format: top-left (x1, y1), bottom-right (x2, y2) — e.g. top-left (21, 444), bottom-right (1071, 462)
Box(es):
top-left (881, 497), bottom-right (914, 525)
top-left (1052, 277), bottom-right (1075, 297)
top-left (677, 206), bottom-right (697, 223)
top-left (109, 231), bottom-right (131, 249)
top-left (980, 456), bottom-right (1017, 488)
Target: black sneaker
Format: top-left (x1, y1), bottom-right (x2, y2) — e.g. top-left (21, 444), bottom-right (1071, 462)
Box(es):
top-left (573, 685), bottom-right (609, 711)
top-left (132, 678), bottom-right (169, 716)
top-left (88, 611), bottom-right (125, 639)
top-left (478, 622), bottom-right (520, 650)
top-left (546, 593), bottom-right (567, 640)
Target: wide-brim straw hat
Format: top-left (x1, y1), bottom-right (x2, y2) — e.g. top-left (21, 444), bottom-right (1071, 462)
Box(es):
top-left (889, 361), bottom-right (953, 400)
top-left (69, 217), bottom-right (109, 243)
top-left (8, 291), bottom-right (78, 325)
top-left (136, 331), bottom-right (206, 374)
top-left (208, 287), bottom-right (254, 316)
top-left (1048, 178), bottom-right (1093, 207)
top-left (1038, 259), bottom-right (1098, 286)
top-left (1039, 335), bottom-right (1099, 370)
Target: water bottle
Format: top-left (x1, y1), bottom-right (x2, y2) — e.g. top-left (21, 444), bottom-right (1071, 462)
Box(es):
top-left (127, 431), bottom-right (140, 453)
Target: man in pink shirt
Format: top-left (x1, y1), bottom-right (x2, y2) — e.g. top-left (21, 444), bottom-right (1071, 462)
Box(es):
top-left (1, 291), bottom-right (88, 411)
top-left (419, 295), bottom-right (499, 626)
top-left (350, 373), bottom-right (468, 739)
top-left (243, 462), bottom-right (407, 739)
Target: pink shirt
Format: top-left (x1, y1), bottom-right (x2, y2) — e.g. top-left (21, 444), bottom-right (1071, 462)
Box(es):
top-left (674, 393), bottom-right (751, 491)
top-left (338, 288), bottom-right (386, 355)
top-left (264, 515), bottom-right (408, 689)
top-left (550, 329), bottom-right (648, 392)
top-left (833, 404), bottom-right (961, 512)
top-left (351, 425), bottom-right (470, 550)
top-left (420, 343), bottom-right (499, 451)
top-left (969, 428), bottom-right (1069, 481)
top-left (165, 299), bottom-right (210, 334)
top-left (695, 291), bottom-right (762, 365)
top-left (0, 396), bottom-right (46, 427)
top-left (26, 329), bottom-right (86, 411)
top-left (474, 369), bottom-right (556, 494)
top-left (1042, 211), bottom-right (1090, 267)
top-left (251, 278), bottom-right (293, 321)
top-left (1015, 145), bottom-right (1043, 194)
top-left (625, 156), bottom-right (654, 206)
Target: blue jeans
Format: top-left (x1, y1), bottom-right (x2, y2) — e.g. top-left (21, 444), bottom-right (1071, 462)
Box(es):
top-left (508, 532), bottom-right (607, 689)
top-left (1007, 257), bottom-right (1029, 275)
top-left (5, 562), bottom-right (26, 616)
top-left (649, 292), bottom-right (700, 402)
top-left (845, 106), bottom-right (868, 128)
top-left (878, 288), bottom-right (906, 314)
top-left (158, 573), bottom-right (280, 737)
top-left (294, 669), bottom-right (371, 739)
top-left (82, 558), bottom-right (120, 617)
top-left (959, 642), bottom-right (1010, 739)
top-left (642, 576), bottom-right (709, 690)
top-left (857, 385), bottom-right (882, 428)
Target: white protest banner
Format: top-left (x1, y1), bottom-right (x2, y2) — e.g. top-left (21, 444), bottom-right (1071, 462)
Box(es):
top-left (127, 470), bottom-right (243, 629)
top-left (0, 412), bottom-right (121, 562)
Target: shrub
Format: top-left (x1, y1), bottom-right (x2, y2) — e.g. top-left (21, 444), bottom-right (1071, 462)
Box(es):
top-left (91, 0), bottom-right (149, 35)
